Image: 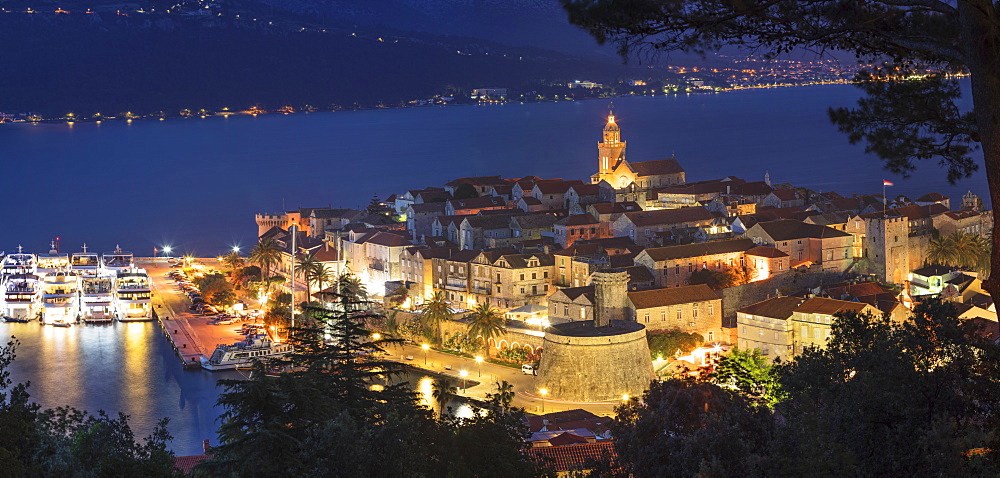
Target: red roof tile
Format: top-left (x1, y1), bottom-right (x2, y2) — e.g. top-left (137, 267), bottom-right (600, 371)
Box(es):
top-left (528, 442), bottom-right (618, 473)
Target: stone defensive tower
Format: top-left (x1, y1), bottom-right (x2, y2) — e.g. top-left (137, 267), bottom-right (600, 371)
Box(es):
top-left (863, 216), bottom-right (910, 284)
top-left (593, 270), bottom-right (630, 327)
top-left (537, 269), bottom-right (654, 402)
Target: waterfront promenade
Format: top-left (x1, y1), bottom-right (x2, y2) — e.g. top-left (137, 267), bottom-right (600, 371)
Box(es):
top-left (141, 259), bottom-right (243, 367)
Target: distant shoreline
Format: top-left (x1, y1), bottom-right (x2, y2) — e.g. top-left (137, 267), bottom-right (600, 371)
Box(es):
top-left (0, 81), bottom-right (855, 126)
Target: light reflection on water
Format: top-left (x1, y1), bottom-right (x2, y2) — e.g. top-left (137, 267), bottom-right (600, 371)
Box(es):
top-left (0, 321), bottom-right (477, 455)
top-left (0, 321), bottom-right (239, 456)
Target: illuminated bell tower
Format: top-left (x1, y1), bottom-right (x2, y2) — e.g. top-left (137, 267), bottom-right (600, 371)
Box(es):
top-left (594, 109), bottom-right (626, 184)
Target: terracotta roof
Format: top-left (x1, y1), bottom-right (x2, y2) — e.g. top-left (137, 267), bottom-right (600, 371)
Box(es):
top-left (629, 284), bottom-right (719, 309)
top-left (535, 180), bottom-right (585, 194)
top-left (745, 245), bottom-right (788, 258)
top-left (553, 286), bottom-right (595, 303)
top-left (528, 442), bottom-right (618, 474)
top-left (174, 455), bottom-right (207, 474)
top-left (520, 197), bottom-right (543, 205)
top-left (449, 196), bottom-right (507, 210)
top-left (445, 175), bottom-right (506, 187)
top-left (733, 181), bottom-right (773, 197)
top-left (738, 296), bottom-right (804, 320)
top-left (416, 190), bottom-right (452, 202)
top-left (752, 219), bottom-right (851, 241)
top-left (945, 209), bottom-right (980, 220)
top-left (623, 206), bottom-right (714, 227)
top-left (512, 214), bottom-right (560, 229)
top-left (366, 231), bottom-right (412, 247)
top-left (796, 297), bottom-right (873, 315)
top-left (547, 432), bottom-right (591, 446)
top-left (434, 215), bottom-right (467, 228)
top-left (916, 192), bottom-right (948, 202)
top-left (589, 202), bottom-right (643, 214)
top-left (629, 158), bottom-right (685, 176)
top-left (770, 189), bottom-right (800, 201)
top-left (642, 238), bottom-right (756, 262)
top-left (409, 202), bottom-right (447, 213)
top-left (463, 214), bottom-right (517, 230)
top-left (826, 281), bottom-right (889, 299)
top-left (556, 214), bottom-right (600, 227)
top-left (568, 183), bottom-right (601, 196)
top-left (804, 212), bottom-right (849, 226)
top-left (311, 245), bottom-right (340, 262)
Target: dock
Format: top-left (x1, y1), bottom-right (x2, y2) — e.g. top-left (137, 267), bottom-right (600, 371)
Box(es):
top-left (140, 259), bottom-right (245, 369)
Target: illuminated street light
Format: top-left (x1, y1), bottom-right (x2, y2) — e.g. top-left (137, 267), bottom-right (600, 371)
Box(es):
top-left (162, 246), bottom-right (173, 256)
top-left (422, 343), bottom-right (430, 364)
top-left (372, 333), bottom-right (381, 341)
top-left (475, 355), bottom-right (483, 377)
top-left (539, 388), bottom-right (548, 413)
top-left (622, 393), bottom-right (630, 402)
top-left (232, 246), bottom-right (240, 253)
top-left (460, 369), bottom-right (468, 391)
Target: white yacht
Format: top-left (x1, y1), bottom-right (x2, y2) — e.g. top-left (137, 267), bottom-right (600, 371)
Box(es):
top-left (2, 247), bottom-right (36, 277)
top-left (70, 244), bottom-right (102, 278)
top-left (200, 334), bottom-right (293, 371)
top-left (80, 274), bottom-right (116, 323)
top-left (2, 274), bottom-right (41, 322)
top-left (102, 245), bottom-right (134, 273)
top-left (40, 271), bottom-right (80, 325)
top-left (115, 270), bottom-right (152, 321)
top-left (36, 242), bottom-right (69, 275)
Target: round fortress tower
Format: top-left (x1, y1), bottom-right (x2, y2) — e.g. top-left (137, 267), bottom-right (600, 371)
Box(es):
top-left (536, 270), bottom-right (654, 402)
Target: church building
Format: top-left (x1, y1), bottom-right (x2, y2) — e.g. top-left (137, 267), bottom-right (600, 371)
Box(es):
top-left (590, 110), bottom-right (686, 192)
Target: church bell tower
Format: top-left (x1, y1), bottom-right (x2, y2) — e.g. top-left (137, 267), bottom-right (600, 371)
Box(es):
top-left (594, 109), bottom-right (626, 184)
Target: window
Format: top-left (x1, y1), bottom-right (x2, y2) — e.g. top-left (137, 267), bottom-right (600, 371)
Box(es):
top-left (708, 304), bottom-right (714, 316)
top-left (520, 274), bottom-right (525, 281)
top-left (564, 305), bottom-right (569, 316)
top-left (801, 325), bottom-right (808, 338)
top-left (544, 271), bottom-right (548, 279)
top-left (644, 313), bottom-right (649, 323)
top-left (675, 264), bottom-right (680, 275)
top-left (580, 308), bottom-right (586, 319)
top-left (796, 240), bottom-right (802, 245)
top-left (708, 331), bottom-right (714, 341)
top-left (660, 311), bottom-right (666, 321)
top-left (677, 310), bottom-right (683, 321)
top-left (544, 285), bottom-right (549, 292)
top-left (520, 287), bottom-right (525, 294)
top-left (758, 329), bottom-right (764, 338)
top-left (692, 307), bottom-right (699, 319)
top-left (532, 285), bottom-right (537, 295)
top-left (688, 263), bottom-right (694, 272)
top-left (496, 273), bottom-right (501, 282)
top-left (782, 242), bottom-right (787, 246)
top-left (496, 286), bottom-right (500, 293)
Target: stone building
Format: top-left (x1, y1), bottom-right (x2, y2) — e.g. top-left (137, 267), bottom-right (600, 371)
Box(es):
top-left (736, 296), bottom-right (803, 362)
top-left (626, 284), bottom-right (724, 342)
top-left (537, 270), bottom-right (655, 402)
top-left (633, 238), bottom-right (761, 288)
top-left (612, 206), bottom-right (715, 247)
top-left (590, 111), bottom-right (686, 191)
top-left (790, 298), bottom-right (877, 355)
top-left (742, 219), bottom-right (853, 271)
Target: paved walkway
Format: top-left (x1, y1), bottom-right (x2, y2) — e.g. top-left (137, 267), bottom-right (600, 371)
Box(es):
top-left (141, 259), bottom-right (244, 367)
top-left (386, 343), bottom-right (618, 416)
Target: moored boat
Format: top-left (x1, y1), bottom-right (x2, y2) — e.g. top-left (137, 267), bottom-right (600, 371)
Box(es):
top-left (200, 335), bottom-right (293, 371)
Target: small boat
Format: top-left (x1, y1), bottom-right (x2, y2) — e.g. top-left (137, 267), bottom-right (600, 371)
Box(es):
top-left (51, 319), bottom-right (71, 328)
top-left (200, 334), bottom-right (293, 371)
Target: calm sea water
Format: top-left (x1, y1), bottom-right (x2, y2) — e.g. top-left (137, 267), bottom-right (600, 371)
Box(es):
top-left (0, 84), bottom-right (987, 256)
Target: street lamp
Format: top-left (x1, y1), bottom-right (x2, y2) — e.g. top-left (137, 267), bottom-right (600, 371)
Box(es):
top-left (460, 369), bottom-right (468, 391)
top-left (475, 355), bottom-right (483, 377)
top-left (622, 393), bottom-right (630, 402)
top-left (539, 388), bottom-right (548, 413)
top-left (232, 246), bottom-right (240, 253)
top-left (372, 333), bottom-right (381, 341)
top-left (162, 246), bottom-right (172, 257)
top-left (421, 343), bottom-right (430, 365)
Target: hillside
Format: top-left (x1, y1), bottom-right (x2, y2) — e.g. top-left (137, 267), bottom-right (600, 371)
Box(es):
top-left (0, 6), bottom-right (632, 116)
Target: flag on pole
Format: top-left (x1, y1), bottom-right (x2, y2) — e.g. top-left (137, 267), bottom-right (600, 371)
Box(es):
top-left (883, 180), bottom-right (894, 187)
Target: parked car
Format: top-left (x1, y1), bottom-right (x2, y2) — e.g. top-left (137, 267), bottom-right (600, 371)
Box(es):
top-left (521, 364), bottom-right (537, 376)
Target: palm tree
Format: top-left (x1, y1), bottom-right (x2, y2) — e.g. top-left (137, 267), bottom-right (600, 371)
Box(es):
top-left (249, 238), bottom-right (282, 296)
top-left (467, 303), bottom-right (507, 358)
top-left (927, 232), bottom-right (992, 276)
top-left (298, 253), bottom-right (319, 301)
top-left (430, 378), bottom-right (457, 417)
top-left (418, 292), bottom-right (451, 345)
top-left (221, 251), bottom-right (246, 277)
top-left (306, 263), bottom-right (335, 301)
